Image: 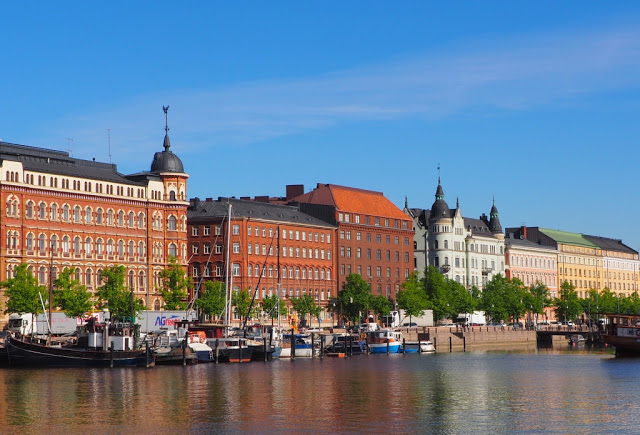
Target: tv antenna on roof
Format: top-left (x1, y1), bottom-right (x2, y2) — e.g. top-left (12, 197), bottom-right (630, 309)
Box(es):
top-left (107, 129), bottom-right (112, 164)
top-left (65, 137), bottom-right (74, 156)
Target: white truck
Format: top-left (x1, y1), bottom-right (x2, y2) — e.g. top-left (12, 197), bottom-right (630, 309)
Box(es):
top-left (8, 310), bottom-right (197, 336)
top-left (134, 310), bottom-right (197, 334)
top-left (382, 310), bottom-right (434, 328)
top-left (455, 311), bottom-right (487, 326)
top-left (8, 312), bottom-right (94, 336)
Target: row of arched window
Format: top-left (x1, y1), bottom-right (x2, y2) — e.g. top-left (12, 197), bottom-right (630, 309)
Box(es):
top-left (8, 171), bottom-right (148, 199)
top-left (5, 264), bottom-right (164, 291)
top-left (6, 197), bottom-right (185, 232)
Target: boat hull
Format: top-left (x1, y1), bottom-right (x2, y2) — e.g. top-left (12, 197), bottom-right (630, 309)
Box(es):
top-left (368, 343), bottom-right (401, 354)
top-left (6, 335), bottom-right (153, 368)
top-left (403, 341), bottom-right (435, 353)
top-left (602, 335), bottom-right (640, 355)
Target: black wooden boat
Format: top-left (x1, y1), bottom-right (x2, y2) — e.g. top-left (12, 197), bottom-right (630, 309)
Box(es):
top-left (5, 322), bottom-right (154, 368)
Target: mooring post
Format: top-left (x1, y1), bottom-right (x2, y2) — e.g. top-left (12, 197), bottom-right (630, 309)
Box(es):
top-left (402, 337), bottom-right (406, 354)
top-left (110, 341), bottom-right (114, 368)
top-left (215, 339), bottom-right (219, 364)
top-left (311, 332), bottom-right (316, 358)
top-left (320, 335), bottom-right (324, 359)
top-left (291, 329), bottom-right (295, 360)
top-left (263, 336), bottom-right (268, 362)
top-left (463, 336), bottom-right (466, 352)
top-left (182, 338), bottom-right (187, 365)
top-left (449, 336), bottom-right (452, 352)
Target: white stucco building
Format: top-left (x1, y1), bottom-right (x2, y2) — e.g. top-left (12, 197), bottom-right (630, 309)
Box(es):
top-left (405, 179), bottom-right (505, 289)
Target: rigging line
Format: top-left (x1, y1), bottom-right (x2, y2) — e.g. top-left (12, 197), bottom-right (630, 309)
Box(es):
top-left (242, 229), bottom-right (278, 334)
top-left (187, 213), bottom-right (226, 311)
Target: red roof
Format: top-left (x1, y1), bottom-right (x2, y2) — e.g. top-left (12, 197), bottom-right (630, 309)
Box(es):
top-left (294, 184), bottom-right (409, 220)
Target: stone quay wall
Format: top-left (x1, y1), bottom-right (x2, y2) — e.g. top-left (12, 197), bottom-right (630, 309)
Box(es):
top-left (399, 326), bottom-right (537, 352)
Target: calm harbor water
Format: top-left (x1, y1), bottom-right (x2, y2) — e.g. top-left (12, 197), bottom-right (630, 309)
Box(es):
top-left (1, 346), bottom-right (638, 434)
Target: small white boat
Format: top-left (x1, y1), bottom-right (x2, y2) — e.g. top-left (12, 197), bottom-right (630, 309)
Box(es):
top-left (367, 330), bottom-right (403, 354)
top-left (403, 340), bottom-right (435, 353)
top-left (568, 334), bottom-right (586, 346)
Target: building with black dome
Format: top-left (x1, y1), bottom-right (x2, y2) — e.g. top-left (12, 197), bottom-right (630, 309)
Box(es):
top-left (0, 108), bottom-right (189, 326)
top-left (405, 178), bottom-right (505, 289)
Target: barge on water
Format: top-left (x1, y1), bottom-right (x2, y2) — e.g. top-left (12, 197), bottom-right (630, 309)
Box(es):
top-left (601, 314), bottom-right (640, 355)
top-left (5, 322), bottom-right (154, 368)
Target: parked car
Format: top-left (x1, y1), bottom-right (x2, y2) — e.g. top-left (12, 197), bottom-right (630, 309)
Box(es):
top-left (402, 322), bottom-right (418, 327)
top-left (561, 321), bottom-right (574, 327)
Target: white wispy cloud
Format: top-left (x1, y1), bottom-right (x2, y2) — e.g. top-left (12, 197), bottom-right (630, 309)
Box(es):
top-left (41, 25), bottom-right (640, 168)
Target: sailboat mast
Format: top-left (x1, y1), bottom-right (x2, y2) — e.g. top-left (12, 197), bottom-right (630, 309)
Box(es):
top-left (277, 225), bottom-right (281, 330)
top-left (225, 202), bottom-right (232, 330)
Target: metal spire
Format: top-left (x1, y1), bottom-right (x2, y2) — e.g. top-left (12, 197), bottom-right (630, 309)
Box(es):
top-left (162, 105), bottom-right (171, 151)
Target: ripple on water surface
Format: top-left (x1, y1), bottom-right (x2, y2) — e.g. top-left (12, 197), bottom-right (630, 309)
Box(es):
top-left (0, 348), bottom-right (637, 434)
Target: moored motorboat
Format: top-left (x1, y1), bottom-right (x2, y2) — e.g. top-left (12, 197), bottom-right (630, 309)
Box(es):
top-left (402, 340), bottom-right (435, 353)
top-left (601, 314), bottom-right (640, 355)
top-left (5, 322), bottom-right (154, 368)
top-left (279, 334), bottom-right (316, 358)
top-left (568, 334), bottom-right (586, 346)
top-left (366, 329), bottom-right (403, 354)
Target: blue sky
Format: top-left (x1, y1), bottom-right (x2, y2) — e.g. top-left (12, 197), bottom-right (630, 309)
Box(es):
top-left (2, 2), bottom-right (640, 249)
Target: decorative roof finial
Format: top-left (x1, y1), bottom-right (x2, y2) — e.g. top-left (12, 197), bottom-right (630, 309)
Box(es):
top-left (456, 196), bottom-right (459, 208)
top-left (493, 194), bottom-right (495, 206)
top-left (437, 163), bottom-right (441, 185)
top-left (162, 105), bottom-right (171, 151)
top-left (404, 196), bottom-right (408, 209)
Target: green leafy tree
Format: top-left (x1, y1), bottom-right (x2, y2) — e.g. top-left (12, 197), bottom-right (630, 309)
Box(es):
top-left (424, 266), bottom-right (452, 322)
top-left (53, 267), bottom-right (93, 319)
top-left (528, 282), bottom-right (550, 322)
top-left (553, 281), bottom-right (582, 322)
top-left (157, 256), bottom-right (190, 310)
top-left (621, 292), bottom-right (640, 316)
top-left (196, 281), bottom-right (226, 320)
top-left (479, 274), bottom-right (511, 323)
top-left (505, 278), bottom-right (528, 323)
top-left (96, 265), bottom-right (144, 322)
top-left (396, 271), bottom-right (429, 322)
top-left (261, 294), bottom-right (288, 325)
top-left (337, 273), bottom-right (372, 324)
top-left (2, 264), bottom-right (46, 330)
top-left (232, 288), bottom-right (255, 321)
top-left (290, 294), bottom-right (321, 328)
top-left (370, 294), bottom-right (392, 319)
top-left (449, 279), bottom-right (477, 320)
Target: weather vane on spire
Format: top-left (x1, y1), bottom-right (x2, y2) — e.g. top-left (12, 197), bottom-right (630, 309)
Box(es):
top-left (437, 163), bottom-right (441, 184)
top-left (162, 105), bottom-right (170, 151)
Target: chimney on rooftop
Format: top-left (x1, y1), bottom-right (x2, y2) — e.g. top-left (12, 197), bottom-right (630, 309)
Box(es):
top-left (286, 184), bottom-right (304, 200)
top-left (255, 196), bottom-right (269, 203)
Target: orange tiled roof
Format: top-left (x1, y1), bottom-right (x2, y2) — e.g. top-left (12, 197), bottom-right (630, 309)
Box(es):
top-left (295, 184), bottom-right (409, 220)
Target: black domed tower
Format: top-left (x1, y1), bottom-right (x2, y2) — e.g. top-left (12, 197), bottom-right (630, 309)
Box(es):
top-left (488, 197), bottom-right (504, 239)
top-left (429, 177), bottom-right (451, 221)
top-left (150, 106), bottom-right (188, 201)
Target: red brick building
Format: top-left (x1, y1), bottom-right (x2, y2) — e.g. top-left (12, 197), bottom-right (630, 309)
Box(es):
top-left (0, 120), bottom-right (189, 323)
top-left (290, 184), bottom-right (415, 301)
top-left (187, 197), bottom-right (337, 325)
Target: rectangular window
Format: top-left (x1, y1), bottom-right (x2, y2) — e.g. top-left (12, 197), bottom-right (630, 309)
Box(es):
top-left (204, 243), bottom-right (211, 254)
top-left (233, 243), bottom-right (240, 254)
top-left (192, 244), bottom-right (199, 254)
top-left (192, 227), bottom-right (199, 236)
top-left (204, 226), bottom-right (210, 235)
top-left (215, 244), bottom-right (222, 254)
